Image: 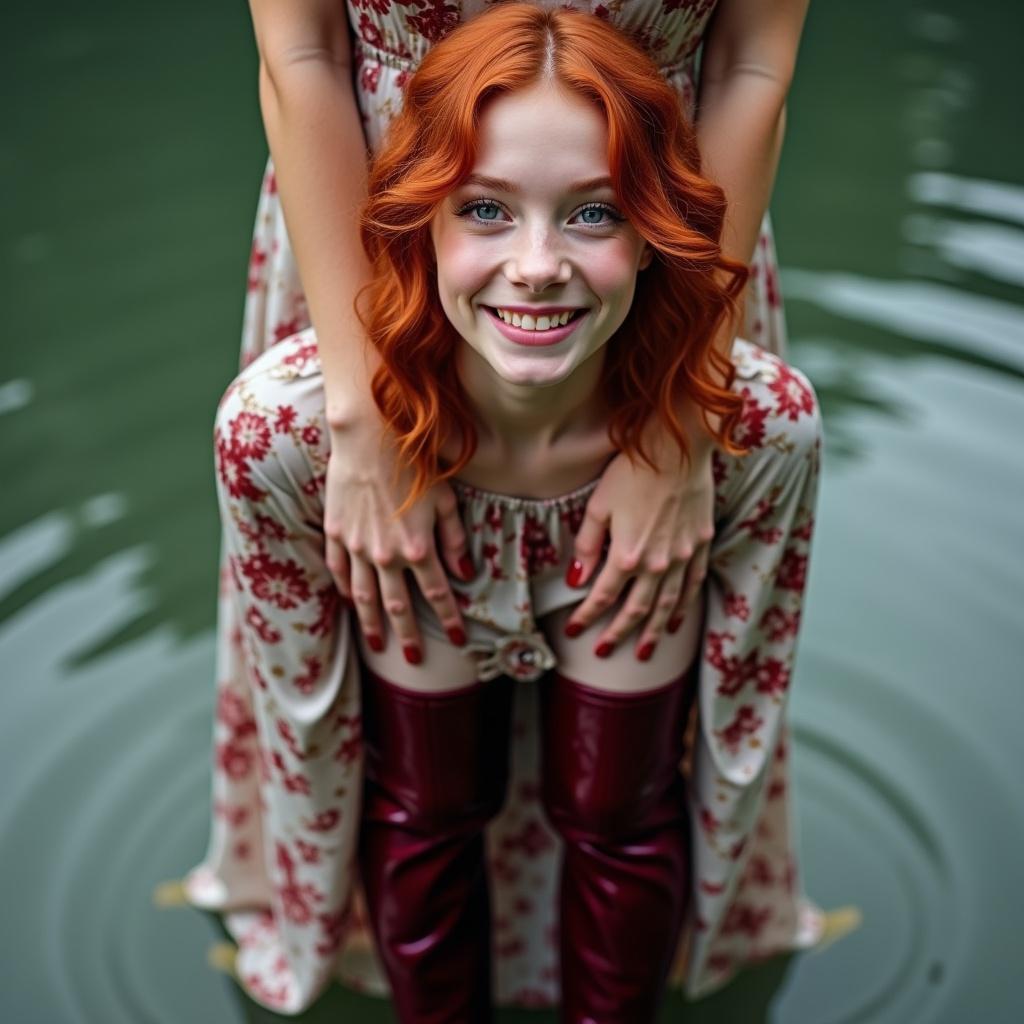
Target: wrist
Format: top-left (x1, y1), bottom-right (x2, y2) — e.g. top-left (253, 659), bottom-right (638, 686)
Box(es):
top-left (643, 407), bottom-right (717, 465)
top-left (327, 402), bottom-right (373, 434)
top-left (318, 330), bottom-right (383, 433)
top-left (325, 379), bottom-right (382, 434)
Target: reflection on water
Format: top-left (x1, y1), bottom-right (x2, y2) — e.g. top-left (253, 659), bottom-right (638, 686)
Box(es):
top-left (0, 529), bottom-right (230, 1021)
top-left (903, 215), bottom-right (1024, 287)
top-left (785, 269), bottom-right (1024, 375)
top-left (0, 378), bottom-right (34, 415)
top-left (2, 0), bottom-right (1023, 1021)
top-left (909, 171), bottom-right (1024, 225)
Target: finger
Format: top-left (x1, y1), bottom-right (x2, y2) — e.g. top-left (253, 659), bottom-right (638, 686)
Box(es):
top-left (668, 544), bottom-right (710, 633)
top-left (432, 485), bottom-right (474, 581)
top-left (409, 556), bottom-right (468, 648)
top-left (325, 536), bottom-right (351, 601)
top-left (376, 564), bottom-right (424, 664)
top-left (568, 496), bottom-right (611, 587)
top-left (633, 561), bottom-right (687, 658)
top-left (349, 554), bottom-right (385, 652)
top-left (561, 558), bottom-right (630, 636)
top-left (590, 571), bottom-right (662, 657)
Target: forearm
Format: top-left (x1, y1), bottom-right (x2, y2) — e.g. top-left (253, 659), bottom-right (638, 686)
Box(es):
top-left (259, 55), bottom-right (381, 431)
top-left (695, 71), bottom-right (788, 278)
top-left (672, 84), bottom-right (786, 454)
top-left (694, 0), bottom-right (810, 370)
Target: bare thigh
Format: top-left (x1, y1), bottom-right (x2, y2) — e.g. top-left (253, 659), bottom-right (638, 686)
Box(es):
top-left (359, 592), bottom-right (705, 694)
top-left (542, 592), bottom-right (705, 692)
top-left (358, 620), bottom-right (482, 693)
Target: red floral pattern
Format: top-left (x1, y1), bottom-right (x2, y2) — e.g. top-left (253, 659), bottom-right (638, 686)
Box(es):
top-left (187, 328), bottom-right (825, 1012)
top-left (190, 0), bottom-right (816, 1011)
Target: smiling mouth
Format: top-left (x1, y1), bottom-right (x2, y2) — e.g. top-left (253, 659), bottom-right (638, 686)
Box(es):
top-left (482, 305), bottom-right (590, 347)
top-left (485, 306), bottom-right (587, 329)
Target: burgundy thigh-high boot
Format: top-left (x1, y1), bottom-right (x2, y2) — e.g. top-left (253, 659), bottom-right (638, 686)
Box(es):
top-left (357, 665), bottom-right (515, 1024)
top-left (539, 666), bottom-right (698, 1024)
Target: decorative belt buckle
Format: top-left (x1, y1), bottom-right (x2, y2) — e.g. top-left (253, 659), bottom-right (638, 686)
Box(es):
top-left (466, 630), bottom-right (557, 682)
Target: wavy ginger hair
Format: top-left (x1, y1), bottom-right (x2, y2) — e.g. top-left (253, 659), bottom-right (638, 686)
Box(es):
top-left (356, 2), bottom-right (750, 510)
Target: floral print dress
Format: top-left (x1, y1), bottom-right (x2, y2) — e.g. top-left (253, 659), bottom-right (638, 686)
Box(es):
top-left (186, 332), bottom-right (826, 1014)
top-left (183, 0), bottom-right (822, 1015)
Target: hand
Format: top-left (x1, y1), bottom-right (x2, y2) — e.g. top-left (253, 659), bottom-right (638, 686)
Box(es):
top-left (562, 440), bottom-right (715, 661)
top-left (323, 421), bottom-right (473, 662)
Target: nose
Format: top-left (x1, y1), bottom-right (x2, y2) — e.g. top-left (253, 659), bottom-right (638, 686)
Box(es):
top-left (506, 225), bottom-right (572, 293)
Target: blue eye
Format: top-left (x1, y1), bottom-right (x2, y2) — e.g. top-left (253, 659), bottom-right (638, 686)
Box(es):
top-left (454, 197), bottom-right (625, 227)
top-left (457, 199), bottom-right (508, 223)
top-left (472, 201), bottom-right (502, 221)
top-left (576, 203), bottom-right (623, 226)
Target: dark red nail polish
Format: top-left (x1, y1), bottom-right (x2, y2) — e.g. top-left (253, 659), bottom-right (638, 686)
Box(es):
top-left (595, 641), bottom-right (614, 659)
top-left (403, 644), bottom-right (422, 665)
top-left (564, 621), bottom-right (584, 639)
top-left (458, 555), bottom-right (475, 581)
top-left (447, 626), bottom-right (467, 647)
top-left (566, 559), bottom-right (585, 587)
top-left (366, 634), bottom-right (384, 653)
top-left (667, 617), bottom-right (683, 634)
top-left (637, 642), bottom-right (655, 662)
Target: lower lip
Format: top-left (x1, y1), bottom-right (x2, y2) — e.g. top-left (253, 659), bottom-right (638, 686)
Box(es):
top-left (483, 306), bottom-right (588, 347)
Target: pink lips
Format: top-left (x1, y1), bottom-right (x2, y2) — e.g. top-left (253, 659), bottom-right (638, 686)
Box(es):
top-left (484, 306), bottom-right (588, 347)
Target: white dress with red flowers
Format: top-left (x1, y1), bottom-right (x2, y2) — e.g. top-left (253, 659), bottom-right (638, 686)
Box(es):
top-left (185, 326), bottom-right (826, 1014)
top-left (184, 0), bottom-right (820, 1014)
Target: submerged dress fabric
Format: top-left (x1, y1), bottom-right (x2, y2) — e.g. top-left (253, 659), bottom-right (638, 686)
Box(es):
top-left (183, 0), bottom-right (823, 1014)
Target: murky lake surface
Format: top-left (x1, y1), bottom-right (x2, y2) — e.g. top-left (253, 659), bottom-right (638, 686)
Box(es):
top-left (3, 1), bottom-right (1022, 1021)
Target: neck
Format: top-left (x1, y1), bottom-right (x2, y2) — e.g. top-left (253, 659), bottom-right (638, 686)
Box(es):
top-left (456, 347), bottom-right (609, 454)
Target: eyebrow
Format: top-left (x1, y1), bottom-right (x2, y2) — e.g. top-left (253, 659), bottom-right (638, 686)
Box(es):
top-left (461, 173), bottom-right (615, 194)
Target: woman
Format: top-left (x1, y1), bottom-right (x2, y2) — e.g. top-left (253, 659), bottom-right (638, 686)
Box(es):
top-left (242, 0), bottom-right (811, 661)
top-left (186, 4), bottom-right (825, 1017)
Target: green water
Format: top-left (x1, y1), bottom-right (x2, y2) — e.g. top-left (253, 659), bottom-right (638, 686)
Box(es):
top-left (2, 1), bottom-right (1022, 1021)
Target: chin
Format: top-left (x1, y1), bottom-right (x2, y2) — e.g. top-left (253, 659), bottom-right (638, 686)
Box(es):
top-left (496, 363), bottom-right (573, 389)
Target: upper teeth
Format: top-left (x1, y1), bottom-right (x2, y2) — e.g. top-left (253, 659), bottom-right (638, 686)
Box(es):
top-left (494, 308), bottom-right (576, 330)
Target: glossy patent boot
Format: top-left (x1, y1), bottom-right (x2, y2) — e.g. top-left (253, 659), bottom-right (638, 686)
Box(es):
top-left (357, 665), bottom-right (515, 1024)
top-left (540, 667), bottom-right (698, 1023)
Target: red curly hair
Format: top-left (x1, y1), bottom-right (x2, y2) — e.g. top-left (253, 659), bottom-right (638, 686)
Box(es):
top-left (356, 1), bottom-right (750, 510)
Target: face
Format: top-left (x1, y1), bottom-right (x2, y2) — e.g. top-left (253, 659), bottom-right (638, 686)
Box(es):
top-left (429, 80), bottom-right (653, 389)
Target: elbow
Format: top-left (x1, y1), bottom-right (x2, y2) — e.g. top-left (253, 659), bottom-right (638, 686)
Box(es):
top-left (257, 47), bottom-right (356, 122)
top-left (700, 56), bottom-right (794, 117)
top-left (730, 62), bottom-right (792, 112)
top-left (258, 43), bottom-right (354, 99)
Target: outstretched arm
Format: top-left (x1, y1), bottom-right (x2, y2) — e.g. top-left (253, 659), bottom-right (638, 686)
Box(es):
top-left (563, 0), bottom-right (811, 661)
top-left (248, 0), bottom-right (471, 660)
top-left (697, 0), bottom-right (810, 304)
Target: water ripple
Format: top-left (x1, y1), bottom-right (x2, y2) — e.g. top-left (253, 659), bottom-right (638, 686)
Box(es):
top-left (783, 268), bottom-right (1024, 375)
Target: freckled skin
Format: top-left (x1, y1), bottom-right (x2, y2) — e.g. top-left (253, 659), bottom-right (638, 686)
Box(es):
top-left (429, 80), bottom-right (653, 394)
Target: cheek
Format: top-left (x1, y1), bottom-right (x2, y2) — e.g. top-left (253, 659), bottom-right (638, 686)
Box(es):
top-left (435, 233), bottom-right (493, 308)
top-left (587, 241), bottom-right (643, 301)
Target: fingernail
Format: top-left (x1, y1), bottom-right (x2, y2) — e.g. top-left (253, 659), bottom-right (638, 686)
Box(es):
top-left (637, 642), bottom-right (655, 662)
top-left (458, 555), bottom-right (475, 581)
top-left (403, 644), bottom-right (422, 665)
top-left (566, 559), bottom-right (585, 588)
top-left (564, 621), bottom-right (584, 639)
top-left (447, 626), bottom-right (467, 647)
top-left (366, 634), bottom-right (384, 653)
top-left (667, 617), bottom-right (683, 635)
top-left (595, 641), bottom-right (614, 659)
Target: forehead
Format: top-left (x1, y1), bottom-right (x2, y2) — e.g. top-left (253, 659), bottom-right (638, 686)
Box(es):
top-left (472, 81), bottom-right (611, 187)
